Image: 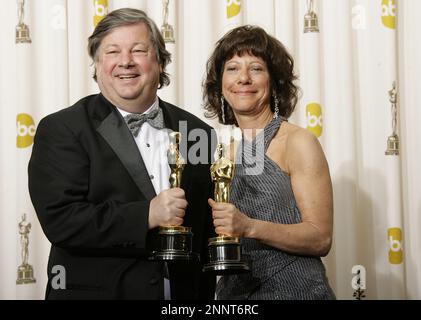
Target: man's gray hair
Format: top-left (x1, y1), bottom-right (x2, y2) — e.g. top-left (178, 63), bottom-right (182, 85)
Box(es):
top-left (88, 8), bottom-right (171, 88)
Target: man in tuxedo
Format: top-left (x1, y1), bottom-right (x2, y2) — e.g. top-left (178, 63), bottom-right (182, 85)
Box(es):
top-left (28, 8), bottom-right (216, 300)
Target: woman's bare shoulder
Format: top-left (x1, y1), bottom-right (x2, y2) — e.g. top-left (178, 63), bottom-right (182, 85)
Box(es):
top-left (281, 123), bottom-right (326, 171)
top-left (283, 122), bottom-right (320, 149)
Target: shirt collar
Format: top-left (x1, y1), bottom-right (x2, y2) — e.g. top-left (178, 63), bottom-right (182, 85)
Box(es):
top-left (116, 97), bottom-right (160, 118)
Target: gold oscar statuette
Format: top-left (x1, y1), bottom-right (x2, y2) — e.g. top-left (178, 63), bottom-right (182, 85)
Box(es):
top-left (16, 214), bottom-right (36, 285)
top-left (203, 143), bottom-right (249, 274)
top-left (385, 82), bottom-right (400, 156)
top-left (161, 0), bottom-right (175, 43)
top-left (154, 132), bottom-right (196, 260)
top-left (16, 0), bottom-right (32, 44)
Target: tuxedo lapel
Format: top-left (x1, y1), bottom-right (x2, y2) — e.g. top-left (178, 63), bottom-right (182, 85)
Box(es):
top-left (94, 97), bottom-right (156, 201)
top-left (160, 99), bottom-right (178, 132)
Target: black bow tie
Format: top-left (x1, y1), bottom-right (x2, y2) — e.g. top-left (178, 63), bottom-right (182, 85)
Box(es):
top-left (124, 108), bottom-right (165, 137)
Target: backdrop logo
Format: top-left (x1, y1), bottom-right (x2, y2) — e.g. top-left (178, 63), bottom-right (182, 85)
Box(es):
top-left (16, 114), bottom-right (36, 148)
top-left (227, 0), bottom-right (241, 19)
top-left (93, 0), bottom-right (108, 27)
top-left (388, 227), bottom-right (403, 264)
top-left (352, 5), bottom-right (367, 30)
top-left (381, 0), bottom-right (396, 29)
top-left (50, 4), bottom-right (66, 30)
top-left (306, 103), bottom-right (323, 138)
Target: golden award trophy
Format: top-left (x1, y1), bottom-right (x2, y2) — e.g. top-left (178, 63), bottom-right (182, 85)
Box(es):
top-left (154, 132), bottom-right (195, 260)
top-left (16, 214), bottom-right (36, 284)
top-left (203, 143), bottom-right (249, 274)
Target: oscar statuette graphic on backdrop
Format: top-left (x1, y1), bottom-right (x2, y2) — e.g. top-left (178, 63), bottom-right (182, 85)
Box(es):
top-left (16, 0), bottom-right (31, 43)
top-left (304, 0), bottom-right (319, 33)
top-left (16, 214), bottom-right (36, 285)
top-left (385, 82), bottom-right (399, 156)
top-left (161, 0), bottom-right (175, 43)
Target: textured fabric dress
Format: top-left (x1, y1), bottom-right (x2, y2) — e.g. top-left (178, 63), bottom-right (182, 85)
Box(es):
top-left (216, 116), bottom-right (336, 300)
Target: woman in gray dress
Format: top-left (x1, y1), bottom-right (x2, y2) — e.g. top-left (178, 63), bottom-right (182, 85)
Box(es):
top-left (203, 25), bottom-right (335, 300)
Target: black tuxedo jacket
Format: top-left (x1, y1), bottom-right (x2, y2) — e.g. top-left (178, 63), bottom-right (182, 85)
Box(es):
top-left (28, 94), bottom-right (216, 299)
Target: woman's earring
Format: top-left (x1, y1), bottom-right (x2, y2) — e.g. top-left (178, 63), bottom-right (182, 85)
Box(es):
top-left (273, 95), bottom-right (279, 119)
top-left (221, 96), bottom-right (226, 124)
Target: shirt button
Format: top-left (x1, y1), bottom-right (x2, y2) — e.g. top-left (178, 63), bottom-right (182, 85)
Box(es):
top-left (150, 175), bottom-right (154, 180)
top-left (146, 143), bottom-right (151, 147)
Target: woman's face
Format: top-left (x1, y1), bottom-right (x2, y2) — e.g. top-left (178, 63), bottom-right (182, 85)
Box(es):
top-left (222, 53), bottom-right (271, 117)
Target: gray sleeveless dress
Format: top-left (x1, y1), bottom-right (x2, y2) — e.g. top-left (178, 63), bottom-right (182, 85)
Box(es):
top-left (216, 116), bottom-right (335, 300)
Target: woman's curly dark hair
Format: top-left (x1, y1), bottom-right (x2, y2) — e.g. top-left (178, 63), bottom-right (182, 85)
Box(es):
top-left (203, 25), bottom-right (299, 126)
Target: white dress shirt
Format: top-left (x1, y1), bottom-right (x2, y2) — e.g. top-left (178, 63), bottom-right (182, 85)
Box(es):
top-left (117, 97), bottom-right (171, 300)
